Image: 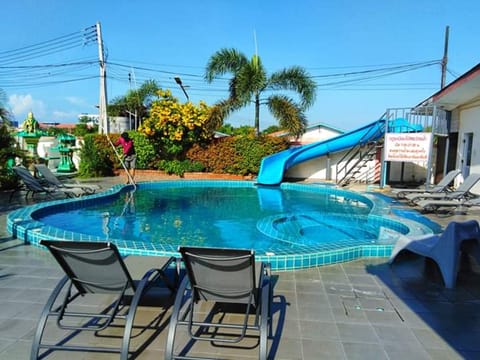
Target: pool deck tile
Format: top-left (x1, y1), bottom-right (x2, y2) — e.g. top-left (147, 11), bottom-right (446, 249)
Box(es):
top-left (2, 174), bottom-right (480, 359)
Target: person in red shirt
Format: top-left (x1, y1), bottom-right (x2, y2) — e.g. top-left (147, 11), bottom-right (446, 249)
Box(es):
top-left (114, 132), bottom-right (136, 184)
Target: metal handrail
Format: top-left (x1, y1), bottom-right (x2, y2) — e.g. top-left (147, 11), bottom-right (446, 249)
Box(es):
top-left (336, 119), bottom-right (385, 185)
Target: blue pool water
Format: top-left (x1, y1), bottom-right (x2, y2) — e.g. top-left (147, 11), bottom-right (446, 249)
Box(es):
top-left (7, 181), bottom-right (437, 270)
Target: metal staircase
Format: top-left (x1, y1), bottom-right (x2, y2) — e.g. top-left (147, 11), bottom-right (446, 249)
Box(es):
top-left (336, 121), bottom-right (385, 187)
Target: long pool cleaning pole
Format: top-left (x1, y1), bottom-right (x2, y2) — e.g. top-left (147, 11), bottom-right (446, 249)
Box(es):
top-left (107, 136), bottom-right (136, 189)
top-left (98, 122), bottom-right (136, 189)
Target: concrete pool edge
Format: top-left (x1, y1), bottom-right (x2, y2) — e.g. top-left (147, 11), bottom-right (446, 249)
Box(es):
top-left (7, 180), bottom-right (439, 271)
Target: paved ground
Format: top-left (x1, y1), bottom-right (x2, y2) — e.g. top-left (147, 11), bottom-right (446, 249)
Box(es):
top-left (2, 173), bottom-right (480, 359)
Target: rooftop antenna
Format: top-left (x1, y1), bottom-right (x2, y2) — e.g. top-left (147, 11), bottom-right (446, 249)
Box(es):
top-left (253, 29), bottom-right (259, 67)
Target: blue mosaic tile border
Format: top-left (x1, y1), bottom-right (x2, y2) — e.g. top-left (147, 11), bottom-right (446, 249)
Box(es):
top-left (7, 180), bottom-right (437, 271)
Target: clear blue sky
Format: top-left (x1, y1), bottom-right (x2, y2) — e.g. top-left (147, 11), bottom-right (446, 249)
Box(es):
top-left (1, 0), bottom-right (479, 131)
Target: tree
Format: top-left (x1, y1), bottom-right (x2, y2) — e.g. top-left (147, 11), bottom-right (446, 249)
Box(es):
top-left (108, 80), bottom-right (160, 128)
top-left (74, 116), bottom-right (98, 137)
top-left (0, 89), bottom-right (23, 188)
top-left (217, 123), bottom-right (256, 136)
top-left (0, 89), bottom-right (12, 125)
top-left (262, 125), bottom-right (282, 135)
top-left (205, 48), bottom-right (316, 136)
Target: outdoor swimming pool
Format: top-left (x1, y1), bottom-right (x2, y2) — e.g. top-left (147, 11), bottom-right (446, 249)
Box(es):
top-left (7, 180), bottom-right (436, 270)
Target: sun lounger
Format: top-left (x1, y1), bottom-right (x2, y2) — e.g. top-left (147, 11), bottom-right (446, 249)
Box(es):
top-left (34, 163), bottom-right (100, 194)
top-left (11, 166), bottom-right (84, 199)
top-left (31, 240), bottom-right (179, 360)
top-left (389, 220), bottom-right (480, 288)
top-left (392, 169), bottom-right (461, 199)
top-left (405, 173), bottom-right (480, 205)
top-left (165, 246), bottom-right (272, 360)
top-left (416, 197), bottom-right (480, 214)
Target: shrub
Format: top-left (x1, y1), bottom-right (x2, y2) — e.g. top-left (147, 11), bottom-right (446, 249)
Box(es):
top-left (187, 135), bottom-right (289, 175)
top-left (0, 168), bottom-right (19, 190)
top-left (0, 124), bottom-right (23, 190)
top-left (127, 131), bottom-right (157, 169)
top-left (78, 134), bottom-right (116, 177)
top-left (157, 159), bottom-right (205, 177)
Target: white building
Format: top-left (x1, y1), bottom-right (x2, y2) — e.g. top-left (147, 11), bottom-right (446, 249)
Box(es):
top-left (419, 62), bottom-right (480, 193)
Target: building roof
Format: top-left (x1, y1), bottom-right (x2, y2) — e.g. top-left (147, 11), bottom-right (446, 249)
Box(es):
top-left (39, 122), bottom-right (76, 130)
top-left (306, 122), bottom-right (345, 134)
top-left (268, 122), bottom-right (344, 138)
top-left (419, 62), bottom-right (480, 110)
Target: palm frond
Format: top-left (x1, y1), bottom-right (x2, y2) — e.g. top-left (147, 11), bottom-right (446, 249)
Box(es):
top-left (207, 98), bottom-right (244, 129)
top-left (228, 76), bottom-right (250, 107)
top-left (236, 59), bottom-right (268, 96)
top-left (205, 48), bottom-right (249, 82)
top-left (267, 95), bottom-right (307, 137)
top-left (268, 67), bottom-right (317, 109)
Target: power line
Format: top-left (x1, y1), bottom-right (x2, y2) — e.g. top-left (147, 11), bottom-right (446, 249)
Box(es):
top-left (0, 27), bottom-right (447, 96)
top-left (0, 25), bottom-right (98, 89)
top-left (316, 62), bottom-right (440, 87)
top-left (0, 26), bottom-right (96, 63)
top-left (0, 75), bottom-right (98, 89)
top-left (310, 60), bottom-right (440, 79)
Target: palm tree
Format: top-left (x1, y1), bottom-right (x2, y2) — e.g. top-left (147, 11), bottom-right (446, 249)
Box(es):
top-left (108, 80), bottom-right (160, 128)
top-left (205, 48), bottom-right (316, 136)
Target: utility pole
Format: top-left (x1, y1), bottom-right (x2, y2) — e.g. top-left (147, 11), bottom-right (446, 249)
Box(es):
top-left (441, 25), bottom-right (449, 89)
top-left (96, 22), bottom-right (109, 134)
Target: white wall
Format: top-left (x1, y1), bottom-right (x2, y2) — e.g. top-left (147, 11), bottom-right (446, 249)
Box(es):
top-left (388, 161), bottom-right (428, 183)
top-left (109, 116), bottom-right (130, 134)
top-left (456, 102), bottom-right (480, 194)
top-left (298, 127), bottom-right (342, 144)
top-left (285, 149), bottom-right (380, 183)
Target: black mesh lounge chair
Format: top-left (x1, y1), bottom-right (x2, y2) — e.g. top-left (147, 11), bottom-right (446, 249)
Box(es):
top-left (165, 246), bottom-right (272, 360)
top-left (34, 163), bottom-right (101, 194)
top-left (11, 166), bottom-right (84, 199)
top-left (31, 240), bottom-right (178, 360)
top-left (392, 169), bottom-right (461, 199)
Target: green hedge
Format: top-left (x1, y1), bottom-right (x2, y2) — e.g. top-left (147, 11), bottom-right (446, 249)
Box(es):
top-left (186, 135), bottom-right (289, 176)
top-left (77, 132), bottom-right (290, 178)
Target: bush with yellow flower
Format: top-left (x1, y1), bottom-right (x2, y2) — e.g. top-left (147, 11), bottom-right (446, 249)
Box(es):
top-left (139, 89), bottom-right (216, 160)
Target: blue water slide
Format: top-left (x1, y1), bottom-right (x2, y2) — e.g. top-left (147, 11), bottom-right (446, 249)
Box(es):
top-left (257, 119), bottom-right (387, 185)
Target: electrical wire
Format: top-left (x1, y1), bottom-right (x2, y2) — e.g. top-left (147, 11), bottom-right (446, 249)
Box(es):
top-left (0, 25), bottom-right (447, 95)
top-left (0, 26), bottom-right (96, 65)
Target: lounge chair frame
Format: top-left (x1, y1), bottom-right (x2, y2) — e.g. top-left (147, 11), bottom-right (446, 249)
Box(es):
top-left (11, 166), bottom-right (81, 201)
top-left (165, 246), bottom-right (272, 360)
top-left (31, 240), bottom-right (178, 360)
top-left (417, 197), bottom-right (480, 215)
top-left (393, 169), bottom-right (461, 199)
top-left (34, 163), bottom-right (100, 194)
top-left (406, 173), bottom-right (480, 205)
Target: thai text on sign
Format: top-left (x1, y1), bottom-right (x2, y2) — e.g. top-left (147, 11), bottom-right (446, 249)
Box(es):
top-left (384, 132), bottom-right (432, 162)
